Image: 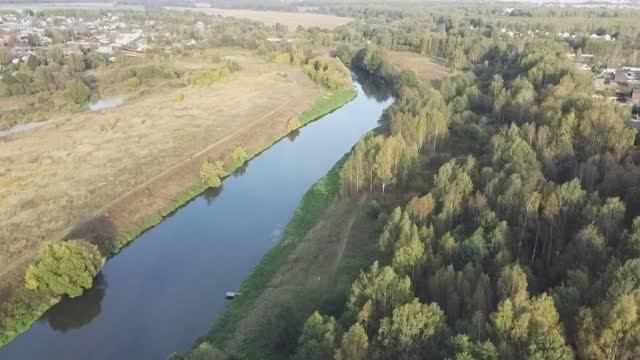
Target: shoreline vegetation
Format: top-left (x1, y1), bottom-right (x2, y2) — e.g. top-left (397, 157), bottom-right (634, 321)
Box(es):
top-left (192, 153), bottom-right (347, 358)
top-left (176, 48), bottom-right (416, 360)
top-left (0, 63), bottom-right (356, 349)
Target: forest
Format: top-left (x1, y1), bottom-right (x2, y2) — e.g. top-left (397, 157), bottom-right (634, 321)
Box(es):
top-left (294, 35), bottom-right (640, 360)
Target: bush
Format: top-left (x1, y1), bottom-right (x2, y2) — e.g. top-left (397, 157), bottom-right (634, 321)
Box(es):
top-left (63, 79), bottom-right (90, 106)
top-left (127, 77), bottom-right (141, 90)
top-left (302, 56), bottom-right (351, 90)
top-left (174, 92), bottom-right (185, 102)
top-left (226, 60), bottom-right (241, 73)
top-left (189, 68), bottom-right (229, 86)
top-left (25, 240), bottom-right (104, 298)
top-left (288, 118), bottom-right (302, 132)
top-left (200, 160), bottom-right (225, 188)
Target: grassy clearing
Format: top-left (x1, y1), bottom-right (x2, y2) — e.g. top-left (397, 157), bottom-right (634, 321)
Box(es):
top-left (385, 50), bottom-right (449, 87)
top-left (200, 155), bottom-right (345, 351)
top-left (297, 88), bottom-right (357, 126)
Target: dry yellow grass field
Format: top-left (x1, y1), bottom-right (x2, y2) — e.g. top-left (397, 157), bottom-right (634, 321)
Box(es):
top-left (386, 50), bottom-right (450, 87)
top-left (0, 51), bottom-right (322, 292)
top-left (166, 7), bottom-right (353, 30)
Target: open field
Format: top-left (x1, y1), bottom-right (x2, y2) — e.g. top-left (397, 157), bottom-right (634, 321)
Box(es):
top-left (166, 7), bottom-right (353, 30)
top-left (0, 51), bottom-right (326, 296)
top-left (0, 3), bottom-right (142, 11)
top-left (386, 50), bottom-right (450, 87)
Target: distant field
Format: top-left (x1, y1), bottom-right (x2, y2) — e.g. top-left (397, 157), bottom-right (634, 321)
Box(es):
top-left (166, 7), bottom-right (353, 30)
top-left (0, 50), bottom-right (323, 293)
top-left (0, 3), bottom-right (142, 11)
top-left (386, 50), bottom-right (450, 87)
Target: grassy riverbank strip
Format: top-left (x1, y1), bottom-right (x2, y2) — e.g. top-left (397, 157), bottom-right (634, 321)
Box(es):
top-left (0, 86), bottom-right (356, 349)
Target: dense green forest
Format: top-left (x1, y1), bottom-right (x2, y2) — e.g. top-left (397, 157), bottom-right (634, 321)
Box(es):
top-left (292, 36), bottom-right (640, 360)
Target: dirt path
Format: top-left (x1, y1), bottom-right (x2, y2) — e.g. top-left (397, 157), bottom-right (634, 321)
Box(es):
top-left (324, 194), bottom-right (367, 288)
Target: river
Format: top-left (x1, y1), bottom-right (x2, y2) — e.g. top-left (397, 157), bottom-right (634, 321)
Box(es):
top-left (0, 72), bottom-right (392, 360)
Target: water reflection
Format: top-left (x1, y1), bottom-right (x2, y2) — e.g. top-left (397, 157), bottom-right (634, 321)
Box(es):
top-left (231, 162), bottom-right (249, 177)
top-left (43, 273), bottom-right (107, 332)
top-left (352, 69), bottom-right (391, 102)
top-left (203, 186), bottom-right (223, 206)
top-left (287, 129), bottom-right (301, 143)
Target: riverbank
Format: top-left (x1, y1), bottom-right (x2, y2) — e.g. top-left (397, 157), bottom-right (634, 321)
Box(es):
top-left (186, 156), bottom-right (383, 359)
top-left (0, 84), bottom-right (356, 349)
top-left (183, 51), bottom-right (452, 359)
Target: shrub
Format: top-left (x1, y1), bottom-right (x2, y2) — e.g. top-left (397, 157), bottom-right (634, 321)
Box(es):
top-left (202, 49), bottom-right (221, 63)
top-left (127, 77), bottom-right (141, 90)
top-left (189, 68), bottom-right (229, 86)
top-left (63, 79), bottom-right (90, 106)
top-left (200, 160), bottom-right (225, 188)
top-left (288, 118), bottom-right (302, 132)
top-left (226, 60), bottom-right (241, 73)
top-left (25, 240), bottom-right (104, 298)
top-left (174, 92), bottom-right (185, 102)
top-left (231, 145), bottom-right (250, 163)
top-left (302, 56), bottom-right (351, 90)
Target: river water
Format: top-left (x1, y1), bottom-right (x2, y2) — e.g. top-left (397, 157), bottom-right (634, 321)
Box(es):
top-left (0, 73), bottom-right (392, 360)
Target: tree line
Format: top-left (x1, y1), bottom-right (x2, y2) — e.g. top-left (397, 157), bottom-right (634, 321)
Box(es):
top-left (293, 37), bottom-right (640, 360)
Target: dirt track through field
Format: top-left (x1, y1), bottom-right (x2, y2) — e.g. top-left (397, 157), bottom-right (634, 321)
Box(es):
top-left (0, 58), bottom-right (321, 294)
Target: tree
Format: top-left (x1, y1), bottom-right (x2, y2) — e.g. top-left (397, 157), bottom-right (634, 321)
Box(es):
top-left (406, 194), bottom-right (435, 225)
top-left (25, 240), bottom-right (104, 298)
top-left (127, 77), bottom-right (141, 90)
top-left (377, 299), bottom-right (445, 359)
top-left (392, 225), bottom-right (426, 279)
top-left (434, 159), bottom-right (474, 228)
top-left (597, 197), bottom-right (625, 244)
top-left (347, 262), bottom-right (413, 330)
top-left (296, 311), bottom-right (336, 360)
top-left (200, 160), bottom-right (225, 188)
top-left (608, 259), bottom-right (640, 298)
top-left (48, 44), bottom-right (65, 65)
top-left (497, 264), bottom-right (528, 305)
top-left (63, 79), bottom-right (90, 106)
top-left (492, 294), bottom-right (573, 360)
top-left (375, 135), bottom-right (406, 192)
top-left (335, 323), bottom-right (368, 360)
top-left (489, 74), bottom-right (506, 121)
top-left (0, 48), bottom-right (10, 67)
top-left (570, 225), bottom-right (605, 273)
top-left (577, 295), bottom-right (640, 360)
top-left (626, 217), bottom-right (640, 258)
top-left (183, 342), bottom-right (227, 360)
top-left (446, 334), bottom-right (498, 360)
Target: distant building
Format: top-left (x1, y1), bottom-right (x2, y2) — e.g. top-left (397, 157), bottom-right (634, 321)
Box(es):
top-left (615, 70), bottom-right (628, 84)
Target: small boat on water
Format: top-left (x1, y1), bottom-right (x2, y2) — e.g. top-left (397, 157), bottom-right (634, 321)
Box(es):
top-left (225, 291), bottom-right (240, 299)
